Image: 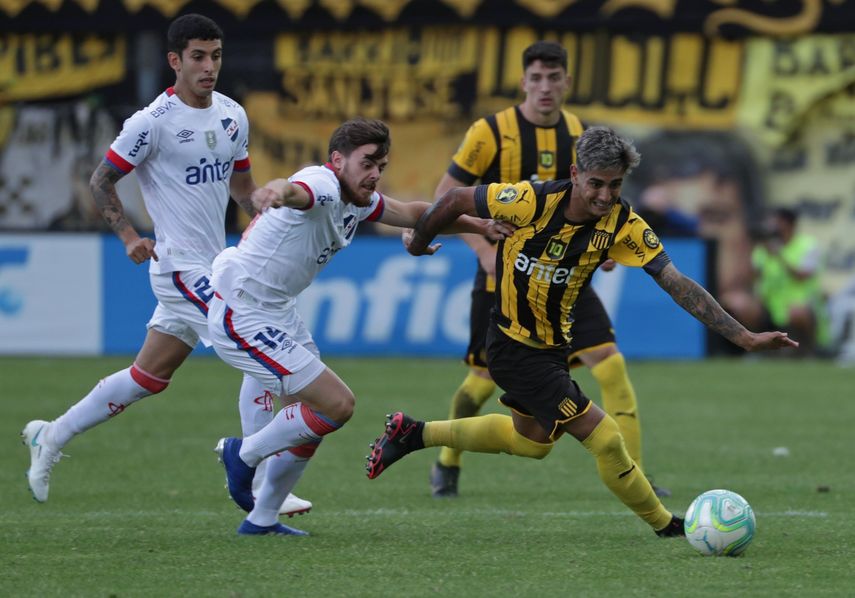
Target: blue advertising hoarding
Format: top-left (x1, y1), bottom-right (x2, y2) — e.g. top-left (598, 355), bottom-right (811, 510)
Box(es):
top-left (99, 235), bottom-right (707, 359)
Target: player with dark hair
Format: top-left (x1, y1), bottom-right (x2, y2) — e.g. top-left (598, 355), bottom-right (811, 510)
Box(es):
top-left (21, 13), bottom-right (310, 517)
top-left (367, 126), bottom-right (797, 538)
top-left (211, 118), bottom-right (513, 535)
top-left (429, 40), bottom-right (668, 499)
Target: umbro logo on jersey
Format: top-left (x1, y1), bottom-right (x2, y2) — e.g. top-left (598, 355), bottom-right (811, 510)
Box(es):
top-left (221, 118), bottom-right (239, 142)
top-left (176, 129), bottom-right (195, 143)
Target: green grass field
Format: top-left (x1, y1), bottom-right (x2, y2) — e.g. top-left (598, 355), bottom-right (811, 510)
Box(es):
top-left (1, 356), bottom-right (851, 597)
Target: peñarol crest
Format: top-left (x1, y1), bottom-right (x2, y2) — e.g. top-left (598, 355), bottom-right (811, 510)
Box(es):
top-left (590, 229), bottom-right (611, 250)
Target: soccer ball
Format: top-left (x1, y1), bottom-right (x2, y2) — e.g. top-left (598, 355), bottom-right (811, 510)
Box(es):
top-left (684, 489), bottom-right (756, 556)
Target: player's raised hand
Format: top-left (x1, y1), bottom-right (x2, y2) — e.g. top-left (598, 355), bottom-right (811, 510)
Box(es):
top-left (125, 237), bottom-right (158, 264)
top-left (401, 228), bottom-right (441, 256)
top-left (742, 331), bottom-right (799, 352)
top-left (485, 219), bottom-right (516, 241)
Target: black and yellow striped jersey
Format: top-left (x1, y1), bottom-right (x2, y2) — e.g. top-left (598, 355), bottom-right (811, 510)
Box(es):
top-left (449, 106), bottom-right (585, 185)
top-left (447, 105), bottom-right (585, 292)
top-left (474, 179), bottom-right (669, 348)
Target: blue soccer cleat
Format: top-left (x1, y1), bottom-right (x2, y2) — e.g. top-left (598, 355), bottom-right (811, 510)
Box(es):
top-left (214, 437), bottom-right (256, 512)
top-left (237, 519), bottom-right (309, 536)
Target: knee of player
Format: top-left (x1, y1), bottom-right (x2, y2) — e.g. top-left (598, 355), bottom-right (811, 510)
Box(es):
top-left (509, 430), bottom-right (554, 459)
top-left (129, 363), bottom-right (170, 395)
top-left (583, 415), bottom-right (624, 456)
top-left (326, 389), bottom-right (356, 424)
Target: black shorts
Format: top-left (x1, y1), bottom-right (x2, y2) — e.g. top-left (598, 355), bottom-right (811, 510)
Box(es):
top-left (566, 286), bottom-right (616, 367)
top-left (486, 322), bottom-right (592, 441)
top-left (464, 287), bottom-right (493, 368)
top-left (466, 285), bottom-right (615, 369)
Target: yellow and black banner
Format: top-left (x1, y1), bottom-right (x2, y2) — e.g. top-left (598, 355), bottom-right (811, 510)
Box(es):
top-left (1, 0), bottom-right (851, 36)
top-left (0, 33), bottom-right (125, 102)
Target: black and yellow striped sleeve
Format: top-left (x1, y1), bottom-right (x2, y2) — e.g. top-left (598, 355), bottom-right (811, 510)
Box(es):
top-left (474, 181), bottom-right (539, 227)
top-left (448, 118), bottom-right (498, 184)
top-left (609, 213), bottom-right (666, 268)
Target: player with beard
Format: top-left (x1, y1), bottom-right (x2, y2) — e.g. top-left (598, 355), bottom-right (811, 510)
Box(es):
top-left (211, 118), bottom-right (513, 535)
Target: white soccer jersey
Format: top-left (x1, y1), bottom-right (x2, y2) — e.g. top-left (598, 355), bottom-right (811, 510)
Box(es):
top-left (106, 87), bottom-right (250, 274)
top-left (213, 164), bottom-right (384, 305)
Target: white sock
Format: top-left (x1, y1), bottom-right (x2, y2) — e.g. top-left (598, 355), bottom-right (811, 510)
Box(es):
top-left (236, 374), bottom-right (276, 495)
top-left (239, 402), bottom-right (338, 466)
top-left (49, 365), bottom-right (166, 448)
top-left (238, 373), bottom-right (275, 436)
top-left (247, 447), bottom-right (316, 527)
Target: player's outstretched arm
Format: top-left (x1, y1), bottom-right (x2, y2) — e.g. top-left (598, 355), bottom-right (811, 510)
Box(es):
top-left (404, 187), bottom-right (480, 256)
top-left (652, 262), bottom-right (799, 352)
top-left (90, 160), bottom-right (157, 264)
top-left (434, 173), bottom-right (497, 273)
top-left (385, 194), bottom-right (512, 255)
top-left (250, 179), bottom-right (311, 210)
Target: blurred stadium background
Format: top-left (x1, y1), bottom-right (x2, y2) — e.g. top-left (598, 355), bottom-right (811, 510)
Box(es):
top-left (3, 2), bottom-right (855, 595)
top-left (0, 0), bottom-right (855, 363)
top-left (2, 0), bottom-right (855, 362)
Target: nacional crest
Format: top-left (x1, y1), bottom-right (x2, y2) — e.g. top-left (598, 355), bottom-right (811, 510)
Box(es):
top-left (539, 150), bottom-right (554, 168)
top-left (496, 187), bottom-right (519, 204)
top-left (590, 229), bottom-right (611, 250)
top-left (205, 130), bottom-right (217, 149)
top-left (643, 228), bottom-right (660, 249)
top-left (546, 236), bottom-right (568, 260)
top-left (221, 117), bottom-right (239, 141)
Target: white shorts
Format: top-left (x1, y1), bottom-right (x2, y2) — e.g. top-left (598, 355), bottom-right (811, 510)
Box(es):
top-left (147, 268), bottom-right (216, 348)
top-left (208, 294), bottom-right (325, 397)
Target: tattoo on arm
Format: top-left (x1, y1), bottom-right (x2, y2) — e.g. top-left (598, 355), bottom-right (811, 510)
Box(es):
top-left (410, 193), bottom-right (465, 251)
top-left (654, 264), bottom-right (747, 344)
top-left (234, 195), bottom-right (256, 218)
top-left (90, 162), bottom-right (130, 235)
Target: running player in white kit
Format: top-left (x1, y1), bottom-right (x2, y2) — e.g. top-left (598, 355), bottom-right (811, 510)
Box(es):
top-left (21, 13), bottom-right (310, 518)
top-left (211, 118), bottom-right (513, 535)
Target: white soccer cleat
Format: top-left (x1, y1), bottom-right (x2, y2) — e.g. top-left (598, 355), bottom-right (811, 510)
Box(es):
top-left (21, 420), bottom-right (65, 503)
top-left (279, 493), bottom-right (312, 517)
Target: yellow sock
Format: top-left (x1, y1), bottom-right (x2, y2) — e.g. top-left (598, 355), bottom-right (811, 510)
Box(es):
top-left (438, 372), bottom-right (496, 467)
top-left (582, 415), bottom-right (671, 530)
top-left (591, 352), bottom-right (643, 469)
top-left (426, 414), bottom-right (552, 459)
